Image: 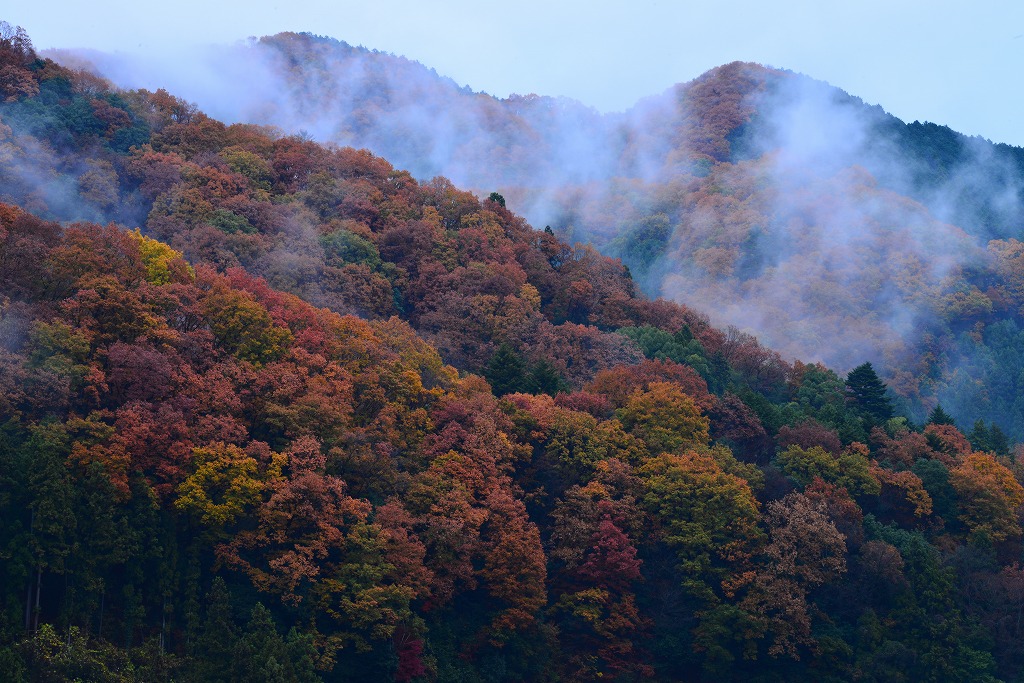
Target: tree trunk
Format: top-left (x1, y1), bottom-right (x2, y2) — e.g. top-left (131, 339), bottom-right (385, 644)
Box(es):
top-left (24, 508), bottom-right (33, 631)
top-left (33, 564), bottom-right (41, 632)
top-left (24, 577), bottom-right (32, 631)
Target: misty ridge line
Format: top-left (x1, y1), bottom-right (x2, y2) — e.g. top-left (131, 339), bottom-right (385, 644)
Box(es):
top-left (21, 30), bottom-right (1024, 433)
top-left (53, 33), bottom-right (1024, 249)
top-left (54, 33), bottom-right (1024, 211)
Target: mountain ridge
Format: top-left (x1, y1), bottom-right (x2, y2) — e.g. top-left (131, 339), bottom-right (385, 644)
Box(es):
top-left (21, 30), bottom-right (1024, 439)
top-left (4, 22), bottom-right (1024, 682)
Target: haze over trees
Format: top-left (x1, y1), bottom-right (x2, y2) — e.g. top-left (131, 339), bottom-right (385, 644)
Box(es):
top-left (2, 21), bottom-right (1024, 683)
top-left (67, 32), bottom-right (1024, 440)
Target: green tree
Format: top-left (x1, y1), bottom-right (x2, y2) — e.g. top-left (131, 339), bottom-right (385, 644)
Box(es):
top-left (845, 362), bottom-right (893, 425)
top-left (640, 450), bottom-right (762, 604)
top-left (990, 423), bottom-right (1011, 457)
top-left (189, 577), bottom-right (237, 682)
top-left (969, 418), bottom-right (991, 453)
top-left (174, 443), bottom-right (265, 535)
top-left (966, 419), bottom-right (1011, 456)
top-left (23, 422), bottom-right (76, 632)
top-left (232, 603), bottom-right (292, 683)
top-left (203, 284), bottom-right (293, 365)
top-left (926, 404), bottom-right (956, 427)
top-left (527, 358), bottom-right (569, 396)
top-left (775, 444), bottom-right (880, 497)
top-left (617, 382), bottom-right (710, 455)
top-left (485, 342), bottom-right (527, 396)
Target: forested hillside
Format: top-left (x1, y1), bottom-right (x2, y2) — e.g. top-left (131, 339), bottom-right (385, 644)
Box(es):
top-left (71, 32), bottom-right (1024, 439)
top-left (3, 22), bottom-right (1024, 683)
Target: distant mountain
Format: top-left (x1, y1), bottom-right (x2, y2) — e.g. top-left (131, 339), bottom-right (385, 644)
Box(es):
top-left (73, 34), bottom-right (1024, 240)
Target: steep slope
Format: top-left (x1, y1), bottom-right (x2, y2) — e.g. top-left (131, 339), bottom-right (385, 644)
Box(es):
top-left (5, 23), bottom-right (1024, 682)
top-left (3, 201), bottom-right (1014, 682)
top-left (548, 64), bottom-right (1024, 434)
top-left (68, 34), bottom-right (1024, 436)
top-left (2, 30), bottom-right (719, 389)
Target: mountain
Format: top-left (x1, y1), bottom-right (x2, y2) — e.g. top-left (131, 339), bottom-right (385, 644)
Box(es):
top-left (70, 33), bottom-right (1024, 239)
top-left (58, 33), bottom-right (1024, 438)
top-left (3, 22), bottom-right (1024, 682)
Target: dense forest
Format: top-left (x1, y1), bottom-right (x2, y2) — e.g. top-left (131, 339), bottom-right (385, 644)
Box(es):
top-left (72, 32), bottom-right (1024, 439)
top-left (3, 21), bottom-right (1024, 683)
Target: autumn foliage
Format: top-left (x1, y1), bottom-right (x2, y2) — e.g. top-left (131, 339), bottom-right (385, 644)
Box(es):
top-left (0, 27), bottom-right (1022, 683)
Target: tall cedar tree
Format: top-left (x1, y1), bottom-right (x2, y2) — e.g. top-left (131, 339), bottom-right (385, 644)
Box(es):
top-left (970, 419), bottom-right (1011, 457)
top-left (485, 342), bottom-right (527, 396)
top-left (990, 424), bottom-right (1011, 457)
top-left (928, 404), bottom-right (956, 426)
top-left (970, 419), bottom-right (992, 453)
top-left (845, 362), bottom-right (893, 425)
top-left (528, 358), bottom-right (569, 396)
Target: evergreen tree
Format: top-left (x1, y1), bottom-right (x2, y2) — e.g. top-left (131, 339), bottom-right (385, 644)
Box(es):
top-left (969, 419), bottom-right (992, 453)
top-left (707, 351), bottom-right (732, 395)
top-left (285, 628), bottom-right (321, 683)
top-left (527, 358), bottom-right (569, 396)
top-left (24, 422), bottom-right (76, 634)
top-left (927, 404), bottom-right (956, 427)
top-left (485, 342), bottom-right (527, 396)
top-left (191, 577), bottom-right (237, 682)
top-left (675, 325), bottom-right (694, 345)
top-left (225, 603), bottom-right (323, 683)
top-left (967, 420), bottom-right (1012, 457)
top-left (845, 362), bottom-right (893, 425)
top-left (990, 423), bottom-right (1011, 458)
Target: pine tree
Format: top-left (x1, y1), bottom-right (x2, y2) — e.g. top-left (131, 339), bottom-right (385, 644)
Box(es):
top-left (674, 325), bottom-right (695, 346)
top-left (845, 362), bottom-right (893, 425)
top-left (990, 424), bottom-right (1011, 458)
top-left (232, 603), bottom-right (290, 683)
top-left (191, 577), bottom-right (236, 682)
top-left (927, 404), bottom-right (956, 427)
top-left (285, 628), bottom-right (321, 683)
top-left (24, 422), bottom-right (76, 633)
top-left (969, 419), bottom-right (991, 453)
top-left (707, 350), bottom-right (732, 395)
top-left (485, 342), bottom-right (527, 396)
top-left (527, 358), bottom-right (569, 396)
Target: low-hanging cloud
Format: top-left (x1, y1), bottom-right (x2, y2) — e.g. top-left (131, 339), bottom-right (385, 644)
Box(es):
top-left (50, 36), bottom-right (1024, 428)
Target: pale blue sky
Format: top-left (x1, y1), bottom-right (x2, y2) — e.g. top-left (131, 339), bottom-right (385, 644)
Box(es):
top-left (9, 1), bottom-right (1024, 145)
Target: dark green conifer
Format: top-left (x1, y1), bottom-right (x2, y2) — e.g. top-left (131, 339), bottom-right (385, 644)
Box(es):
top-left (989, 423), bottom-right (1011, 458)
top-left (845, 362), bottom-right (893, 424)
top-left (485, 342), bottom-right (527, 396)
top-left (674, 325), bottom-right (694, 345)
top-left (285, 628), bottom-right (321, 683)
top-left (192, 577), bottom-right (236, 682)
top-left (527, 358), bottom-right (569, 396)
top-left (707, 350), bottom-right (732, 395)
top-left (969, 418), bottom-right (991, 453)
top-left (927, 404), bottom-right (956, 427)
top-left (232, 603), bottom-right (291, 683)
